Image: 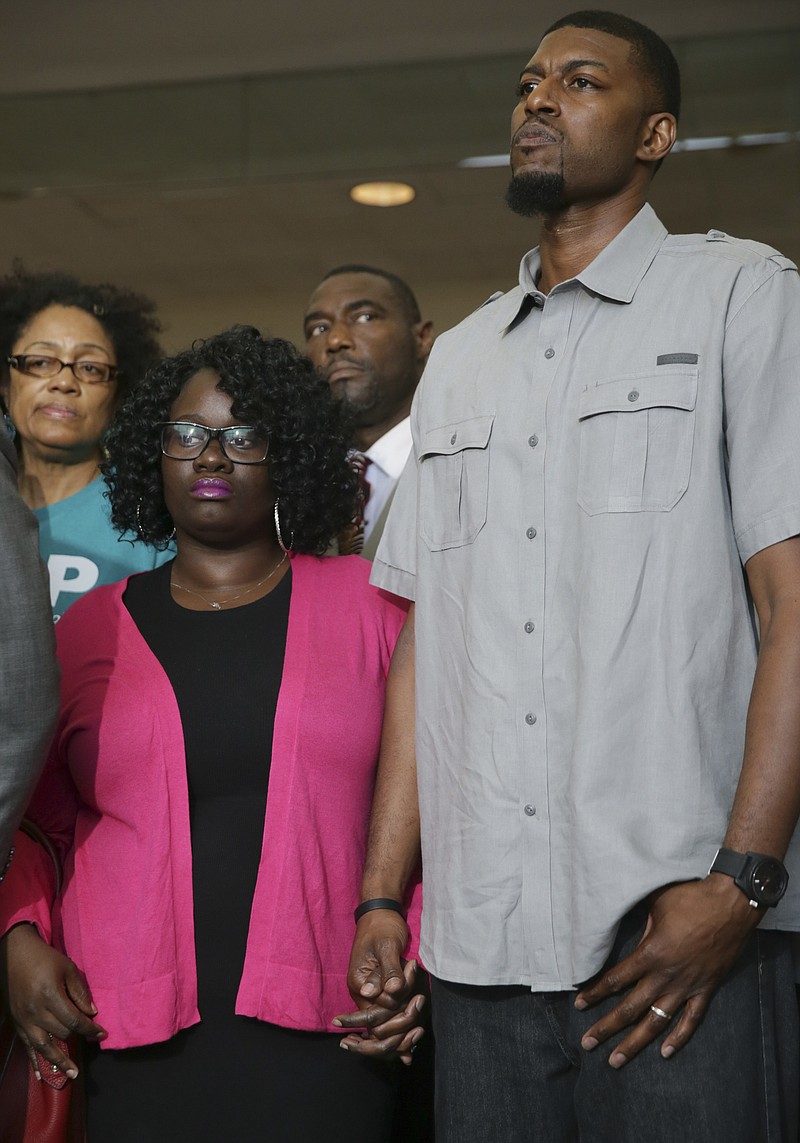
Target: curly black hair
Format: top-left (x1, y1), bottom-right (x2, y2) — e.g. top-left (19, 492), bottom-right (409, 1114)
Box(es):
top-left (0, 262), bottom-right (162, 402)
top-left (103, 325), bottom-right (360, 556)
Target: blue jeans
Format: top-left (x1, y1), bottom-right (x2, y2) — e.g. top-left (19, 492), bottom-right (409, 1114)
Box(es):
top-left (431, 908), bottom-right (798, 1142)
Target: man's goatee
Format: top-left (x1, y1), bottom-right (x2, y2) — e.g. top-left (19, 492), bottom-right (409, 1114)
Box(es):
top-left (505, 171), bottom-right (567, 216)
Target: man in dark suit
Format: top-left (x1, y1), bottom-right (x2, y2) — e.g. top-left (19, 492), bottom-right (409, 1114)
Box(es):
top-left (304, 265), bottom-right (433, 559)
top-left (305, 267), bottom-right (435, 1137)
top-left (0, 416), bottom-right (59, 873)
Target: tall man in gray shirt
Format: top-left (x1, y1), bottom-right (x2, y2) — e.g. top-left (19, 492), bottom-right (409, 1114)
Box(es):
top-left (336, 10), bottom-right (800, 1142)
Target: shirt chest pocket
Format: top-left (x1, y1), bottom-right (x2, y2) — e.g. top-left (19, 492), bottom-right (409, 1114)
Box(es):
top-left (419, 415), bottom-right (494, 550)
top-left (577, 369), bottom-right (697, 514)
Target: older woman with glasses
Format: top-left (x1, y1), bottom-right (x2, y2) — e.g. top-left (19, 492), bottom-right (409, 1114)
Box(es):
top-left (0, 326), bottom-right (424, 1142)
top-left (0, 265), bottom-right (170, 620)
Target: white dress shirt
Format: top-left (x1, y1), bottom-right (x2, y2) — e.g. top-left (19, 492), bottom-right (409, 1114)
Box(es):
top-left (363, 416), bottom-right (412, 540)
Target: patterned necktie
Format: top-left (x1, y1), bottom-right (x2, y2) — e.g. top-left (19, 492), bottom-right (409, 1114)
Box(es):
top-left (338, 453), bottom-right (372, 555)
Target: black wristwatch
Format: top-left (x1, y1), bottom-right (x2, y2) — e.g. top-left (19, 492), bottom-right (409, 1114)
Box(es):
top-left (709, 848), bottom-right (789, 909)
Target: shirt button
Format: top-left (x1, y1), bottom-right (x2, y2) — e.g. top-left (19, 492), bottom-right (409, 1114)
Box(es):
top-left (544, 348), bottom-right (555, 359)
top-left (627, 389), bottom-right (639, 402)
top-left (450, 432), bottom-right (458, 444)
top-left (524, 621), bottom-right (535, 633)
top-left (526, 526), bottom-right (537, 540)
top-left (524, 804), bottom-right (536, 817)
top-left (528, 434), bottom-right (539, 448)
top-left (525, 712), bottom-right (537, 725)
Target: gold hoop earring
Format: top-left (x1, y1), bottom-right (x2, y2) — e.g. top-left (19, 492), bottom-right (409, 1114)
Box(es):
top-left (274, 499), bottom-right (294, 554)
top-left (136, 499), bottom-right (175, 543)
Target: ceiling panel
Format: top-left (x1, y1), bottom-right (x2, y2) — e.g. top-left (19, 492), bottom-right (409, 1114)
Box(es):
top-left (2, 0), bottom-right (798, 93)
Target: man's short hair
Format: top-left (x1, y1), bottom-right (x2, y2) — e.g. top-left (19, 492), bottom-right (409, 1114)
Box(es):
top-left (320, 265), bottom-right (422, 325)
top-left (543, 10), bottom-right (681, 122)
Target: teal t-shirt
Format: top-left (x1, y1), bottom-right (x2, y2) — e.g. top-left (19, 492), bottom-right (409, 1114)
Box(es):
top-left (34, 477), bottom-right (173, 622)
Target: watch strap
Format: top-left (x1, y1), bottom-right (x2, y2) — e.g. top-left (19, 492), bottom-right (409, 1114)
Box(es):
top-left (709, 847), bottom-right (788, 909)
top-left (709, 847), bottom-right (748, 879)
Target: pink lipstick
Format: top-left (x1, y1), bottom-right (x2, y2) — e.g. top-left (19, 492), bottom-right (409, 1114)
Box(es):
top-left (190, 478), bottom-right (233, 499)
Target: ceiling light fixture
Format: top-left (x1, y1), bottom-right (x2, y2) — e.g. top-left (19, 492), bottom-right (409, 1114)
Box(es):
top-left (350, 181), bottom-right (416, 207)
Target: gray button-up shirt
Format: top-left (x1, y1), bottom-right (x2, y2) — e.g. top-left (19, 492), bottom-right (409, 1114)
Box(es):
top-left (371, 204), bottom-right (800, 990)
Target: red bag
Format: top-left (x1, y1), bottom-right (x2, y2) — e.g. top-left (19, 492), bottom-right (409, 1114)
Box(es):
top-left (0, 1022), bottom-right (84, 1143)
top-left (0, 820), bottom-right (85, 1142)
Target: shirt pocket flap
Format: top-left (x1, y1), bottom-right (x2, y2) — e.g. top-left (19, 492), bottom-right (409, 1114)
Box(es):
top-left (578, 373), bottom-right (697, 420)
top-left (420, 415), bottom-right (494, 459)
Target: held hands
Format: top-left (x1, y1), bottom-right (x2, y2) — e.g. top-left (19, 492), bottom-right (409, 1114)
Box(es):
top-left (0, 922), bottom-right (106, 1079)
top-left (333, 910), bottom-right (426, 1065)
top-left (574, 876), bottom-right (761, 1068)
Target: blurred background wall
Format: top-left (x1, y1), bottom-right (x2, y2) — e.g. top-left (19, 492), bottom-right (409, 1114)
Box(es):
top-left (1, 0), bottom-right (798, 351)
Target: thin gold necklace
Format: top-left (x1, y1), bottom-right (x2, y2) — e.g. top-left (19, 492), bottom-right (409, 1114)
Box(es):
top-left (171, 552), bottom-right (287, 610)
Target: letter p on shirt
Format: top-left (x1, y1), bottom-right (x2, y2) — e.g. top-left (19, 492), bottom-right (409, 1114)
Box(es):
top-left (48, 554), bottom-right (99, 615)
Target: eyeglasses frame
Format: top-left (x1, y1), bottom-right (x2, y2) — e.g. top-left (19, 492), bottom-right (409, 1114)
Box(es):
top-left (7, 354), bottom-right (118, 385)
top-left (158, 421), bottom-right (270, 465)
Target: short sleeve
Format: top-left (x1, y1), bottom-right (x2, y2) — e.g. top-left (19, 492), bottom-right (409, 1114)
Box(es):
top-left (724, 260), bottom-right (800, 565)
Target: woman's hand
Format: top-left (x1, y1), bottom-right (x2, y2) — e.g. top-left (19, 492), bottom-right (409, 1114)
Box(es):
top-left (0, 922), bottom-right (107, 1079)
top-left (333, 959), bottom-right (427, 1066)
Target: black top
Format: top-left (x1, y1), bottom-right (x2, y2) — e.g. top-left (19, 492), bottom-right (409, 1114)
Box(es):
top-left (125, 559), bottom-right (290, 1015)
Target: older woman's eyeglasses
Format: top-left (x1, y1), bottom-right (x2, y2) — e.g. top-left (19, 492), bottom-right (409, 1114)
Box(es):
top-left (8, 354), bottom-right (118, 385)
top-left (159, 421), bottom-right (269, 464)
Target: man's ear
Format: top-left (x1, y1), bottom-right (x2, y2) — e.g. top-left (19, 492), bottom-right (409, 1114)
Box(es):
top-left (413, 320), bottom-right (435, 365)
top-left (637, 112), bottom-right (677, 167)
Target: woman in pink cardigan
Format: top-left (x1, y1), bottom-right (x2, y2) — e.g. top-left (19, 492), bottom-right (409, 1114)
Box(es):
top-left (0, 327), bottom-right (424, 1141)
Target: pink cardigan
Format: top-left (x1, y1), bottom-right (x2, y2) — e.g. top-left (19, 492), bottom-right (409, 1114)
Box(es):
top-left (0, 555), bottom-right (418, 1048)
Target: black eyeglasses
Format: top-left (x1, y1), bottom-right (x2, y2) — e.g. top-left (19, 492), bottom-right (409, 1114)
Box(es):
top-left (159, 422), bottom-right (269, 464)
top-left (8, 354), bottom-right (118, 385)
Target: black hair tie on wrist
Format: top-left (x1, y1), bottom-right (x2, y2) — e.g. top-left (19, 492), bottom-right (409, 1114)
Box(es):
top-left (354, 897), bottom-right (406, 924)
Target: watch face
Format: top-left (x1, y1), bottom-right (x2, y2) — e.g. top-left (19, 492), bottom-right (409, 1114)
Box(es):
top-left (751, 859), bottom-right (788, 906)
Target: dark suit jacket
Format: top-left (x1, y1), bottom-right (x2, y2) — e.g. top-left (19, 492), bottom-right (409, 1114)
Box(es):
top-left (0, 425), bottom-right (59, 867)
